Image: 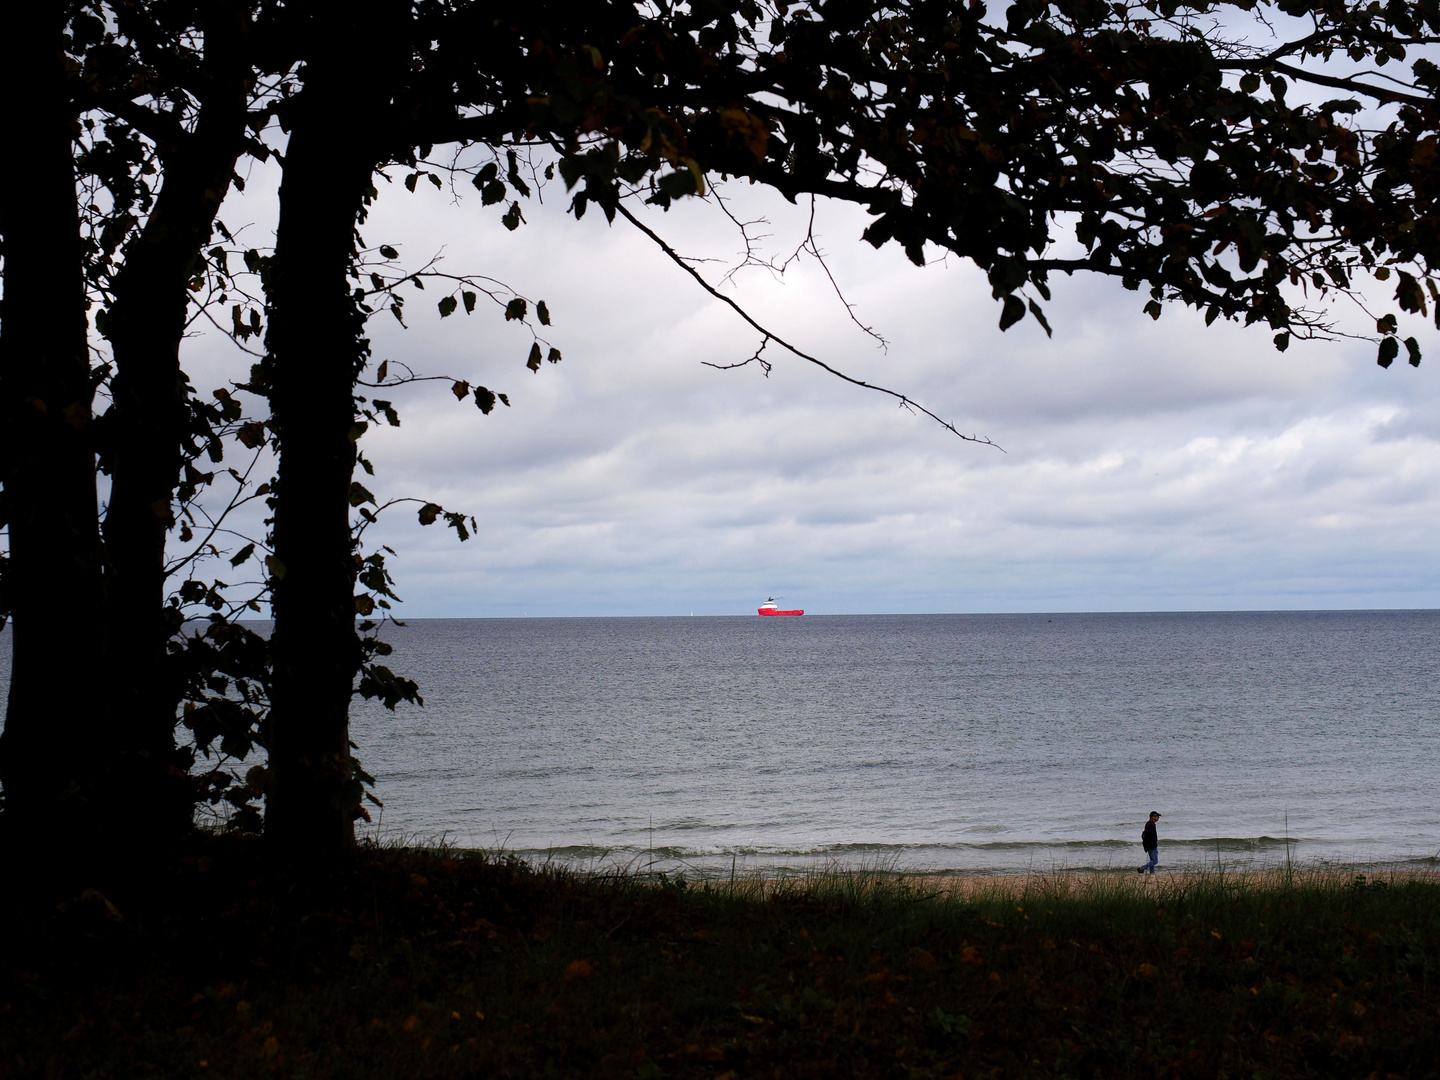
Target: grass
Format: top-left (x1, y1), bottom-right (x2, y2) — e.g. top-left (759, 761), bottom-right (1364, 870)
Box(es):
top-left (3, 839), bottom-right (1440, 1078)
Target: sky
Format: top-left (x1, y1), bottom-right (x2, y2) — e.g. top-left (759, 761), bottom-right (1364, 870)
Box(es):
top-left (183, 154), bottom-right (1440, 617)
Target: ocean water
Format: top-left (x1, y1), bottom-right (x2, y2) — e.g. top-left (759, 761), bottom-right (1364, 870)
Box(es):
top-left (2, 611), bottom-right (1437, 875)
top-left (345, 611), bottom-right (1440, 876)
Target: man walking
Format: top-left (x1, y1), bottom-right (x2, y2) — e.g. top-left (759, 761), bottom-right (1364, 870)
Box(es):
top-left (1137, 811), bottom-right (1161, 874)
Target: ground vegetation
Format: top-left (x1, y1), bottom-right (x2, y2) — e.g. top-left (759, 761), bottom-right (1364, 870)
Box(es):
top-left (2, 847), bottom-right (1437, 1078)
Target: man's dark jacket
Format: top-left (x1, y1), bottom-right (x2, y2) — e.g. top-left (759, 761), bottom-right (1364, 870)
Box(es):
top-left (1141, 820), bottom-right (1158, 852)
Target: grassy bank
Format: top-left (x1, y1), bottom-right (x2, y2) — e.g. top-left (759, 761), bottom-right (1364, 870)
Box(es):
top-left (3, 842), bottom-right (1439, 1078)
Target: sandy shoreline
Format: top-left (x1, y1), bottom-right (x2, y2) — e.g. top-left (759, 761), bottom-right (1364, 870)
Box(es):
top-left (892, 867), bottom-right (1440, 898)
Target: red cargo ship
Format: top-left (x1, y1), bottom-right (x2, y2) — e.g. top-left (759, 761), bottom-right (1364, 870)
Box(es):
top-left (758, 597), bottom-right (804, 616)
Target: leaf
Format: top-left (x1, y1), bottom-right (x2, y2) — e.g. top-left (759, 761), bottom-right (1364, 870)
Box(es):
top-left (1405, 337), bottom-right (1422, 367)
top-left (1143, 299), bottom-right (1163, 320)
top-left (481, 180), bottom-right (506, 205)
top-left (1027, 299), bottom-right (1052, 337)
top-left (235, 421), bottom-right (267, 449)
top-left (229, 543), bottom-right (255, 568)
top-left (376, 360), bottom-right (388, 381)
top-left (498, 393), bottom-right (511, 407)
top-left (264, 554), bottom-right (287, 580)
top-left (355, 594), bottom-right (376, 616)
top-left (445, 511), bottom-right (471, 542)
top-left (462, 291), bottom-right (477, 314)
top-left (502, 202), bottom-right (525, 231)
top-left (427, 172), bottom-right (442, 191)
top-left (348, 482), bottom-right (376, 507)
top-left (438, 295), bottom-right (458, 318)
top-left (379, 245), bottom-right (400, 260)
top-left (505, 298), bottom-right (527, 321)
top-left (1273, 331), bottom-right (1290, 352)
top-left (527, 342), bottom-right (543, 371)
top-left (418, 503), bottom-right (442, 526)
top-left (718, 108), bottom-right (771, 159)
top-left (536, 300), bottom-right (551, 326)
top-left (245, 765), bottom-right (269, 795)
top-left (564, 959), bottom-right (595, 981)
top-left (1378, 336), bottom-right (1399, 368)
top-left (998, 295), bottom-right (1025, 331)
top-left (547, 347), bottom-right (562, 364)
top-left (506, 148), bottom-right (531, 197)
top-left (451, 380), bottom-right (470, 401)
top-left (475, 386), bottom-right (497, 414)
top-left (404, 173), bottom-right (419, 192)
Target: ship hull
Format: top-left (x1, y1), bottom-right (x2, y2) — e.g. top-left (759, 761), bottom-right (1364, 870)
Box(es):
top-left (758, 608), bottom-right (804, 616)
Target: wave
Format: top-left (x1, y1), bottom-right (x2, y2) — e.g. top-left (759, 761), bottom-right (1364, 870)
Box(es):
top-left (489, 835), bottom-right (1380, 863)
top-left (366, 832), bottom-right (1440, 878)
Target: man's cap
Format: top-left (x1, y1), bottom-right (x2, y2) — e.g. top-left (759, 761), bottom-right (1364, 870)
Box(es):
top-left (1149, 811), bottom-right (1162, 818)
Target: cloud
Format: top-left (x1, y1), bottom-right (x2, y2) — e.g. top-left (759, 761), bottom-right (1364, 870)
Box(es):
top-left (179, 162), bottom-right (1440, 616)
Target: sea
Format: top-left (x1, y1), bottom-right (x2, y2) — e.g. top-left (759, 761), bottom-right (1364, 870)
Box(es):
top-left (2, 611), bottom-right (1438, 876)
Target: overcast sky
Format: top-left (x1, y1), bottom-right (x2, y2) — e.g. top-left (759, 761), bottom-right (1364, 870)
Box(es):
top-left (185, 155), bottom-right (1440, 617)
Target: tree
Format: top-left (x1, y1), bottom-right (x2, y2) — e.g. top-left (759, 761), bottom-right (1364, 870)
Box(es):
top-left (0, 0), bottom-right (109, 848)
top-left (5, 0), bottom-right (1439, 863)
top-left (260, 0), bottom-right (420, 853)
top-left (246, 0), bottom-right (1440, 857)
top-left (0, 0), bottom-right (286, 850)
top-left (91, 0), bottom-right (275, 840)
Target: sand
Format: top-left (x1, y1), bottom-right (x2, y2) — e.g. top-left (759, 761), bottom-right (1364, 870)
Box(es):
top-left (895, 867), bottom-right (1440, 899)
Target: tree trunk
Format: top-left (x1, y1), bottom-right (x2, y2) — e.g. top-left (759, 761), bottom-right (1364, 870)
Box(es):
top-left (0, 3), bottom-right (108, 845)
top-left (100, 0), bottom-right (254, 842)
top-left (263, 5), bottom-right (402, 857)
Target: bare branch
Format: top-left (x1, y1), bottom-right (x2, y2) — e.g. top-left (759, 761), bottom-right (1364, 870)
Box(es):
top-left (703, 335), bottom-right (774, 375)
top-left (616, 203), bottom-right (1000, 450)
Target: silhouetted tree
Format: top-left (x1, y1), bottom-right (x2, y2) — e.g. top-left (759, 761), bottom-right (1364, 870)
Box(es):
top-left (5, 0), bottom-right (1440, 864)
top-left (0, 0), bottom-right (108, 847)
top-left (256, 0), bottom-right (1440, 856)
top-left (93, 0), bottom-right (276, 841)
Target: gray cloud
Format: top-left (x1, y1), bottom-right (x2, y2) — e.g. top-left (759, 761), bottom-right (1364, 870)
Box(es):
top-left (178, 162), bottom-right (1440, 616)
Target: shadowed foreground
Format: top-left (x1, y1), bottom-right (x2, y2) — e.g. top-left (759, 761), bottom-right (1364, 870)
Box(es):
top-left (3, 841), bottom-right (1438, 1078)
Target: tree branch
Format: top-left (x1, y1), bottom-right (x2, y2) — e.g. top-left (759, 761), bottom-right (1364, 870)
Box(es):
top-left (615, 203), bottom-right (1000, 449)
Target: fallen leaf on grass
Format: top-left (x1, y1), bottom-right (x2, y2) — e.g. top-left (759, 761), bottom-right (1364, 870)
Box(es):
top-left (564, 959), bottom-right (595, 981)
top-left (910, 949), bottom-right (937, 970)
